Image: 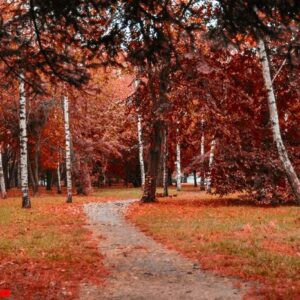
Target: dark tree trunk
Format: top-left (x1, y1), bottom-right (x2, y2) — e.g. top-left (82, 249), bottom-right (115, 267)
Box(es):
top-left (163, 126), bottom-right (169, 197)
top-left (28, 161), bottom-right (38, 195)
top-left (140, 58), bottom-right (170, 202)
top-left (46, 170), bottom-right (53, 191)
top-left (168, 168), bottom-right (173, 186)
top-left (141, 121), bottom-right (163, 202)
top-left (193, 170), bottom-right (197, 187)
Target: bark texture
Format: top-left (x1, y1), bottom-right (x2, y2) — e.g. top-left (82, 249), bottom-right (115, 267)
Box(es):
top-left (0, 147), bottom-right (7, 199)
top-left (258, 37), bottom-right (300, 204)
top-left (206, 139), bottom-right (216, 193)
top-left (200, 120), bottom-right (205, 191)
top-left (176, 139), bottom-right (181, 191)
top-left (19, 73), bottom-right (31, 208)
top-left (57, 163), bottom-right (62, 194)
top-left (163, 126), bottom-right (169, 197)
top-left (137, 111), bottom-right (145, 187)
top-left (141, 121), bottom-right (163, 202)
top-left (63, 95), bottom-right (73, 203)
top-left (141, 63), bottom-right (169, 203)
top-left (135, 78), bottom-right (146, 187)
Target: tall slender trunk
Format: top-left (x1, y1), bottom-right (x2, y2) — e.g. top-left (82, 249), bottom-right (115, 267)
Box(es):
top-left (206, 139), bottom-right (216, 193)
top-left (28, 161), bottom-right (38, 195)
top-left (163, 126), bottom-right (169, 197)
top-left (33, 135), bottom-right (40, 193)
top-left (135, 77), bottom-right (146, 187)
top-left (193, 170), bottom-right (197, 187)
top-left (57, 163), bottom-right (62, 194)
top-left (137, 111), bottom-right (145, 187)
top-left (19, 73), bottom-right (31, 208)
top-left (46, 170), bottom-right (53, 190)
top-left (258, 37), bottom-right (300, 204)
top-left (63, 95), bottom-right (73, 203)
top-left (176, 136), bottom-right (182, 191)
top-left (0, 147), bottom-right (7, 199)
top-left (200, 119), bottom-right (205, 191)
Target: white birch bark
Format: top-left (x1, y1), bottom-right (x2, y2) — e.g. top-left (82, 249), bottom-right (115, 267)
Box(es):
top-left (19, 73), bottom-right (31, 208)
top-left (63, 95), bottom-right (73, 203)
top-left (199, 119), bottom-right (205, 190)
top-left (137, 111), bottom-right (145, 187)
top-left (176, 135), bottom-right (181, 191)
top-left (57, 162), bottom-right (62, 194)
top-left (163, 126), bottom-right (169, 196)
top-left (135, 78), bottom-right (145, 187)
top-left (0, 145), bottom-right (7, 199)
top-left (258, 37), bottom-right (300, 204)
top-left (206, 139), bottom-right (216, 193)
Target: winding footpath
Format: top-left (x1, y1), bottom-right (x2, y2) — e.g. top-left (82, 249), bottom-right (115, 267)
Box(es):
top-left (80, 200), bottom-right (251, 300)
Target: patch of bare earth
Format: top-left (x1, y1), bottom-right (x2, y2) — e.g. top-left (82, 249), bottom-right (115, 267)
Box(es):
top-left (81, 200), bottom-right (253, 300)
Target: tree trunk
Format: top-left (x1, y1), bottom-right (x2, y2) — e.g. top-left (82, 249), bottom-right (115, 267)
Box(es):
top-left (163, 126), bottom-right (169, 197)
top-left (176, 137), bottom-right (182, 191)
top-left (200, 119), bottom-right (205, 191)
top-left (193, 170), bottom-right (197, 187)
top-left (258, 37), bottom-right (300, 204)
top-left (19, 73), bottom-right (31, 208)
top-left (57, 163), bottom-right (62, 194)
top-left (141, 121), bottom-right (163, 202)
top-left (46, 170), bottom-right (52, 191)
top-left (137, 111), bottom-right (145, 187)
top-left (33, 135), bottom-right (40, 193)
top-left (81, 161), bottom-right (92, 195)
top-left (63, 95), bottom-right (73, 203)
top-left (28, 161), bottom-right (38, 195)
top-left (141, 62), bottom-right (169, 202)
top-left (206, 139), bottom-right (216, 193)
top-left (0, 147), bottom-right (7, 199)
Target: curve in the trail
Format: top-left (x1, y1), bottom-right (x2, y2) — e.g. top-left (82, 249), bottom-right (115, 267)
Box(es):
top-left (81, 200), bottom-right (251, 300)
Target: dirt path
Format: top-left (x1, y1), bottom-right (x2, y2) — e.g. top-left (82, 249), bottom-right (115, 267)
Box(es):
top-left (81, 200), bottom-right (251, 300)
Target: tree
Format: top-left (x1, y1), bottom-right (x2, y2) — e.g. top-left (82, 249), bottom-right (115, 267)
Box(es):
top-left (0, 144), bottom-right (7, 199)
top-left (211, 1), bottom-right (300, 203)
top-left (257, 37), bottom-right (300, 203)
top-left (63, 94), bottom-right (73, 203)
top-left (19, 74), bottom-right (31, 208)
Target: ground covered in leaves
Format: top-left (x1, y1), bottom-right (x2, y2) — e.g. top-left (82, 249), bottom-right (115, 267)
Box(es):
top-left (127, 189), bottom-right (300, 299)
top-left (0, 188), bottom-right (114, 300)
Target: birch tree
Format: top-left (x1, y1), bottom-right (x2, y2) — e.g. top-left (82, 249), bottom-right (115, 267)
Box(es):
top-left (257, 37), bottom-right (300, 204)
top-left (199, 119), bottom-right (205, 191)
top-left (162, 126), bottom-right (169, 197)
top-left (0, 144), bottom-right (7, 199)
top-left (206, 139), bottom-right (216, 193)
top-left (135, 78), bottom-right (145, 187)
top-left (19, 73), bottom-right (31, 208)
top-left (176, 132), bottom-right (182, 191)
top-left (63, 95), bottom-right (73, 203)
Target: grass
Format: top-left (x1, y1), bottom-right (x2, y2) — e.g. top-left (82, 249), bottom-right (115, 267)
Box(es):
top-left (0, 186), bottom-right (143, 299)
top-left (127, 188), bottom-right (300, 299)
top-left (1, 185), bottom-right (164, 299)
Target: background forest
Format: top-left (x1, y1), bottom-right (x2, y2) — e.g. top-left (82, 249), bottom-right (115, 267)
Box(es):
top-left (0, 1), bottom-right (299, 299)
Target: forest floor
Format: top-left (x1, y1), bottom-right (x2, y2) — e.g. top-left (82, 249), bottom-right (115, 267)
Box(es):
top-left (0, 186), bottom-right (299, 299)
top-left (81, 199), bottom-right (249, 299)
top-left (127, 189), bottom-right (300, 299)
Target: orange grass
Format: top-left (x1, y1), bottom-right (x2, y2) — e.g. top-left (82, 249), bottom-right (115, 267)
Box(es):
top-left (127, 190), bottom-right (300, 299)
top-left (0, 191), bottom-right (108, 299)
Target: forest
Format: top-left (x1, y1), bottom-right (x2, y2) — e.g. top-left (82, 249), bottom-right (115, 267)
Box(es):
top-left (0, 1), bottom-right (299, 299)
